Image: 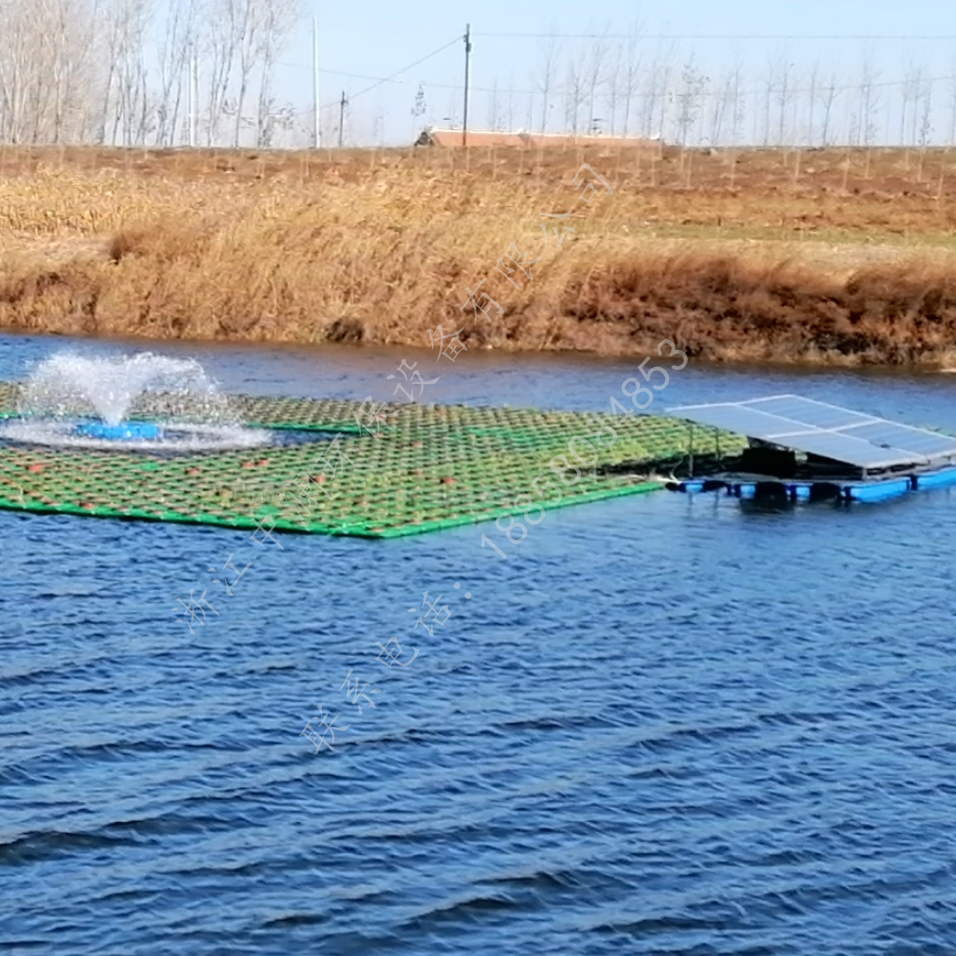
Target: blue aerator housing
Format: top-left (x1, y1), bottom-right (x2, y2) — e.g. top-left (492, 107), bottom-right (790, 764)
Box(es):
top-left (74, 420), bottom-right (162, 441)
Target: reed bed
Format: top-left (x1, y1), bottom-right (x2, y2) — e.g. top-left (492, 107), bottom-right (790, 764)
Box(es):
top-left (3, 144), bottom-right (956, 365)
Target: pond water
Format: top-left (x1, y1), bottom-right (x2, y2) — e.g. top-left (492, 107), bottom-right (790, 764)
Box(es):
top-left (2, 332), bottom-right (955, 955)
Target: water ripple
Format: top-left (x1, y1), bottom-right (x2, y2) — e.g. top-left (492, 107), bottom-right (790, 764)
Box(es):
top-left (4, 336), bottom-right (956, 954)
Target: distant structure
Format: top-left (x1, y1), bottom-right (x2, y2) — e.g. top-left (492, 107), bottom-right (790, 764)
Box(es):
top-left (415, 128), bottom-right (663, 149)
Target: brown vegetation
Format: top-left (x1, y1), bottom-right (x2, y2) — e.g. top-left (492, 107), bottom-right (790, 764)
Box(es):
top-left (4, 143), bottom-right (956, 365)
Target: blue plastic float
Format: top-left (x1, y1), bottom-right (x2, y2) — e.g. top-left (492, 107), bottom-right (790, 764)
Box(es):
top-left (673, 471), bottom-right (956, 504)
top-left (74, 420), bottom-right (162, 441)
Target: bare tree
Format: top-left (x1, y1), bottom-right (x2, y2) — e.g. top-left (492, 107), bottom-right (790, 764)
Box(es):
top-left (94, 0), bottom-right (153, 146)
top-left (858, 52), bottom-right (880, 149)
top-left (675, 56), bottom-right (706, 148)
top-left (707, 72), bottom-right (727, 145)
top-left (638, 53), bottom-right (661, 138)
top-left (0, 1), bottom-right (28, 141)
top-left (232, 0), bottom-right (260, 145)
top-left (761, 60), bottom-right (775, 145)
top-left (635, 40), bottom-right (674, 139)
top-left (917, 74), bottom-right (934, 180)
top-left (584, 31), bottom-right (608, 134)
top-left (710, 62), bottom-right (742, 146)
top-left (562, 48), bottom-right (586, 136)
top-left (620, 30), bottom-right (641, 136)
top-left (115, 0), bottom-right (152, 144)
top-left (776, 56), bottom-right (793, 145)
top-left (204, 0), bottom-right (241, 145)
top-left (0, 0), bottom-right (99, 143)
top-left (534, 30), bottom-right (559, 134)
top-left (603, 41), bottom-right (623, 135)
top-left (658, 62), bottom-right (672, 141)
top-left (44, 0), bottom-right (99, 142)
top-left (731, 63), bottom-right (745, 147)
top-left (948, 55), bottom-right (956, 145)
top-left (486, 79), bottom-right (499, 130)
top-left (901, 60), bottom-right (922, 148)
top-left (807, 60), bottom-right (820, 146)
top-left (254, 0), bottom-right (301, 147)
top-left (819, 70), bottom-right (839, 147)
top-left (155, 0), bottom-right (198, 146)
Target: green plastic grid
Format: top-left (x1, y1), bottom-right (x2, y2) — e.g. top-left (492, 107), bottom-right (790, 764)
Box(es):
top-left (0, 383), bottom-right (746, 538)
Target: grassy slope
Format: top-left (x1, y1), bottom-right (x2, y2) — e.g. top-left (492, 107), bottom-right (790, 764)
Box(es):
top-left (4, 143), bottom-right (956, 365)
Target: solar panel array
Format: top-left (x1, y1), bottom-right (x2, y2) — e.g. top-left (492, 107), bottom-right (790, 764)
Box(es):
top-left (665, 394), bottom-right (956, 470)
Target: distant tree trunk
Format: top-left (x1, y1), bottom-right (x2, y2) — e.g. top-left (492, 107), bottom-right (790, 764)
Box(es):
top-left (807, 61), bottom-right (819, 146)
top-left (777, 59), bottom-right (790, 145)
top-left (584, 34), bottom-right (607, 134)
top-left (820, 73), bottom-right (838, 147)
top-left (534, 31), bottom-right (559, 135)
top-left (255, 0), bottom-right (302, 148)
top-left (206, 0), bottom-right (240, 145)
top-left (621, 30), bottom-right (640, 137)
top-left (949, 61), bottom-right (956, 145)
top-left (603, 41), bottom-right (623, 135)
top-left (487, 79), bottom-right (498, 130)
top-left (563, 53), bottom-right (586, 136)
top-left (762, 63), bottom-right (774, 145)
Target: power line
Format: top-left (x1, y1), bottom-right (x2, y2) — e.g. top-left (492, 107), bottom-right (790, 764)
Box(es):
top-left (283, 36), bottom-right (461, 113)
top-left (276, 35), bottom-right (956, 104)
top-left (473, 32), bottom-right (956, 41)
top-left (349, 36), bottom-right (462, 101)
top-left (291, 70), bottom-right (956, 111)
top-left (279, 62), bottom-right (411, 85)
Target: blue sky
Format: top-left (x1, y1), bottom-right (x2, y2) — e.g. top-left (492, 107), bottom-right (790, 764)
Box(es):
top-left (267, 1), bottom-right (956, 145)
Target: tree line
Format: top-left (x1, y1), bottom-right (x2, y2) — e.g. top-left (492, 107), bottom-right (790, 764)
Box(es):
top-left (0, 0), bottom-right (301, 148)
top-left (1, 7), bottom-right (953, 150)
top-left (480, 37), bottom-right (956, 150)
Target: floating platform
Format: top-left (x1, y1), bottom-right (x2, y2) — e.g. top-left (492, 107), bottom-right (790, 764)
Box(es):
top-left (0, 381), bottom-right (740, 538)
top-left (665, 394), bottom-right (956, 506)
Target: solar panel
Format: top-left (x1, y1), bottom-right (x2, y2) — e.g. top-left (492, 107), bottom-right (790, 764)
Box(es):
top-left (665, 394), bottom-right (956, 471)
top-left (773, 432), bottom-right (917, 469)
top-left (838, 421), bottom-right (956, 458)
top-left (659, 403), bottom-right (810, 439)
top-left (746, 395), bottom-right (878, 430)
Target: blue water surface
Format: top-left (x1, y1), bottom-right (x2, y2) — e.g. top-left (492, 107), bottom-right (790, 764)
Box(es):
top-left (2, 332), bottom-right (955, 955)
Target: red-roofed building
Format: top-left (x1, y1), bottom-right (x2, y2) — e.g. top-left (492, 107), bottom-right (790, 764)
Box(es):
top-left (415, 128), bottom-right (662, 150)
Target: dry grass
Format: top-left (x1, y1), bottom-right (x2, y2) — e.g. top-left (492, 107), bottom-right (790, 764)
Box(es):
top-left (4, 143), bottom-right (956, 365)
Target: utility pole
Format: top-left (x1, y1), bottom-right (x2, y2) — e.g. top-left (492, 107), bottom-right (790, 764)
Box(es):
top-left (338, 91), bottom-right (347, 148)
top-left (312, 15), bottom-right (320, 148)
top-left (462, 23), bottom-right (472, 147)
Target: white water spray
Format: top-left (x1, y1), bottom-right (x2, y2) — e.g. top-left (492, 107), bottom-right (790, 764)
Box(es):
top-left (1, 350), bottom-right (271, 452)
top-left (17, 352), bottom-right (228, 425)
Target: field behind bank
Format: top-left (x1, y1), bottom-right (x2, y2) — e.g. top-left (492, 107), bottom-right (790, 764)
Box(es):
top-left (4, 143), bottom-right (956, 365)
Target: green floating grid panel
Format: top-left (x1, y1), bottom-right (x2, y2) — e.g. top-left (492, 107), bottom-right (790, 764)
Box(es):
top-left (0, 383), bottom-right (746, 538)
